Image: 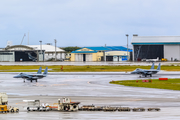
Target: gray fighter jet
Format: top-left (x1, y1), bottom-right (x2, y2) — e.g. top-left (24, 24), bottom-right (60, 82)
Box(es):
top-left (13, 67), bottom-right (48, 82)
top-left (131, 63), bottom-right (161, 77)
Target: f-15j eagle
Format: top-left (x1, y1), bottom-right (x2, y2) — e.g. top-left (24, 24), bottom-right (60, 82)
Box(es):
top-left (13, 67), bottom-right (48, 82)
top-left (131, 63), bottom-right (161, 77)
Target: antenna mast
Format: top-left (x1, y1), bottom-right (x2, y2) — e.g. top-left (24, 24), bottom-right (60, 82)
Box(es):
top-left (20, 33), bottom-right (26, 45)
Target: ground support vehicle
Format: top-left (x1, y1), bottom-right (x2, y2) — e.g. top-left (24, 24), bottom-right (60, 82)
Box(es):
top-left (0, 105), bottom-right (7, 113)
top-left (24, 100), bottom-right (40, 111)
top-left (147, 108), bottom-right (160, 111)
top-left (24, 100), bottom-right (50, 112)
top-left (58, 98), bottom-right (80, 112)
top-left (132, 107), bottom-right (145, 112)
top-left (7, 106), bottom-right (19, 113)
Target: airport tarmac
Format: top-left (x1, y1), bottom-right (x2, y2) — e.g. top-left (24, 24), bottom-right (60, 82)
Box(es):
top-left (0, 72), bottom-right (180, 119)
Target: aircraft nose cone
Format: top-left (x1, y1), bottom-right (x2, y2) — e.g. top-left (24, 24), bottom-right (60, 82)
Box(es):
top-left (131, 71), bottom-right (135, 74)
top-left (13, 75), bottom-right (19, 78)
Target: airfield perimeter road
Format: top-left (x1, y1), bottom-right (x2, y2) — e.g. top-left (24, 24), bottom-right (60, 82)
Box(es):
top-left (0, 72), bottom-right (180, 120)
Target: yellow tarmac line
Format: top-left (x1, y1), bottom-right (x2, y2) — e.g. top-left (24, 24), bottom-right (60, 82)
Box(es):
top-left (16, 102), bottom-right (25, 104)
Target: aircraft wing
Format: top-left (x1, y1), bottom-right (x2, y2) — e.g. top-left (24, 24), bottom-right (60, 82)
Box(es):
top-left (140, 70), bottom-right (158, 75)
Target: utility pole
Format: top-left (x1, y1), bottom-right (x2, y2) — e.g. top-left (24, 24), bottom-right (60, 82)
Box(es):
top-left (54, 39), bottom-right (57, 61)
top-left (126, 34), bottom-right (129, 61)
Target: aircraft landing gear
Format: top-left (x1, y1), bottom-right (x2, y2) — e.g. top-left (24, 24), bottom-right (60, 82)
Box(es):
top-left (24, 79), bottom-right (25, 83)
top-left (31, 80), bottom-right (32, 82)
top-left (150, 74), bottom-right (152, 77)
top-left (36, 79), bottom-right (37, 82)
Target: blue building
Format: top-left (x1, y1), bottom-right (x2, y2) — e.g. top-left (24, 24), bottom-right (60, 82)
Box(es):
top-left (71, 46), bottom-right (132, 62)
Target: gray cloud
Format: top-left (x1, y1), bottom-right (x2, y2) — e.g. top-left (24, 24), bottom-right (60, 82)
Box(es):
top-left (0, 0), bottom-right (180, 47)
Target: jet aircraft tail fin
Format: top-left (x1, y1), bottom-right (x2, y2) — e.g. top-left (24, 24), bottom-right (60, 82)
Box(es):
top-left (37, 67), bottom-right (42, 74)
top-left (43, 67), bottom-right (48, 75)
top-left (150, 62), bottom-right (155, 69)
top-left (157, 63), bottom-right (161, 70)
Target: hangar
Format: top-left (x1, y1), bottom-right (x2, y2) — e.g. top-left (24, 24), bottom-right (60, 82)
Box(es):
top-left (0, 44), bottom-right (65, 62)
top-left (0, 45), bottom-right (44, 62)
top-left (131, 35), bottom-right (180, 61)
top-left (27, 45), bottom-right (65, 61)
top-left (71, 46), bottom-right (132, 62)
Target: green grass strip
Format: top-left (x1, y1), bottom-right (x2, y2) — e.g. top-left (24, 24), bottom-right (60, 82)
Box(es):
top-left (110, 79), bottom-right (180, 91)
top-left (0, 65), bottom-right (180, 72)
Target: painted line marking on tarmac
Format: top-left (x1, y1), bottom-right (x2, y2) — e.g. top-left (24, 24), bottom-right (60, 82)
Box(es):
top-left (16, 102), bottom-right (25, 104)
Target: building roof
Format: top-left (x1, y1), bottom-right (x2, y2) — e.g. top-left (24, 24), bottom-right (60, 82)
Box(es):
top-left (106, 46), bottom-right (132, 52)
top-left (84, 47), bottom-right (111, 51)
top-left (131, 36), bottom-right (180, 45)
top-left (27, 45), bottom-right (65, 52)
top-left (71, 51), bottom-right (98, 53)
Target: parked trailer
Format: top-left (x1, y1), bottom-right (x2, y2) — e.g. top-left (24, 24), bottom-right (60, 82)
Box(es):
top-left (148, 108), bottom-right (160, 111)
top-left (23, 100), bottom-right (49, 111)
top-left (102, 106), bottom-right (117, 111)
top-left (132, 108), bottom-right (145, 112)
top-left (118, 107), bottom-right (131, 111)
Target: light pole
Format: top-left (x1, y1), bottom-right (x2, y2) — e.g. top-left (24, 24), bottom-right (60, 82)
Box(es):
top-left (126, 34), bottom-right (129, 61)
top-left (54, 39), bottom-right (57, 61)
top-left (39, 40), bottom-right (42, 62)
top-left (39, 41), bottom-right (42, 54)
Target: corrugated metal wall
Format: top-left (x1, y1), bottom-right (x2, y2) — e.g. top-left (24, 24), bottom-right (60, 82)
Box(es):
top-left (75, 54), bottom-right (92, 61)
top-left (75, 54), bottom-right (83, 61)
top-left (86, 54), bottom-right (92, 61)
top-left (164, 45), bottom-right (180, 61)
top-left (0, 52), bottom-right (14, 62)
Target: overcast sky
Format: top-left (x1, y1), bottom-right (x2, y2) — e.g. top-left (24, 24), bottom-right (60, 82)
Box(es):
top-left (0, 0), bottom-right (180, 48)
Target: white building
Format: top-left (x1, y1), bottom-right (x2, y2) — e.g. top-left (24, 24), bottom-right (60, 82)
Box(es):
top-left (131, 35), bottom-right (180, 61)
top-left (27, 45), bottom-right (65, 61)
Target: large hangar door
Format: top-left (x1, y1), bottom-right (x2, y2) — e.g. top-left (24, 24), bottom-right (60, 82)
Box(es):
top-left (164, 45), bottom-right (180, 61)
top-left (0, 52), bottom-right (14, 62)
top-left (134, 45), bottom-right (164, 61)
top-left (75, 54), bottom-right (83, 61)
top-left (86, 54), bottom-right (92, 61)
top-left (15, 51), bottom-right (37, 62)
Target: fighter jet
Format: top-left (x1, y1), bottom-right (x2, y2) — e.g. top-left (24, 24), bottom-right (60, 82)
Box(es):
top-left (13, 67), bottom-right (48, 82)
top-left (131, 63), bottom-right (161, 77)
